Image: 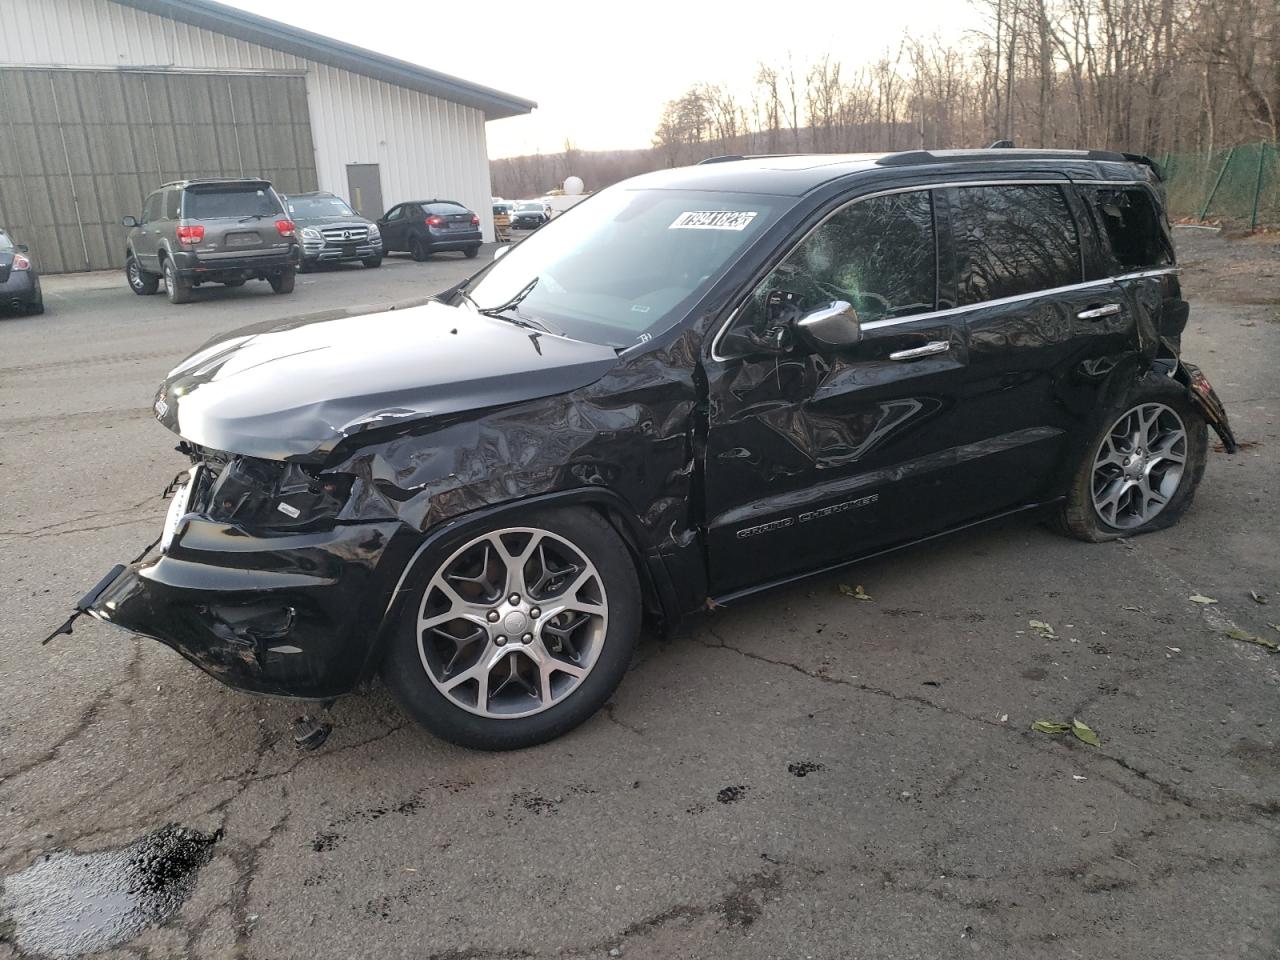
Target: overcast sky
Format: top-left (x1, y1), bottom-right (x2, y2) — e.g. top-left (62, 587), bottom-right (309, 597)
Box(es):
top-left (223, 0), bottom-right (975, 158)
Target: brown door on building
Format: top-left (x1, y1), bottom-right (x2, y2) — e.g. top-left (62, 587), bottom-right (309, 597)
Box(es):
top-left (346, 164), bottom-right (384, 221)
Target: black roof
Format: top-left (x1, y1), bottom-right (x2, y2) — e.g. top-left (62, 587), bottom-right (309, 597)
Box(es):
top-left (111, 0), bottom-right (535, 120)
top-left (629, 150), bottom-right (1157, 197)
top-left (158, 178), bottom-right (273, 190)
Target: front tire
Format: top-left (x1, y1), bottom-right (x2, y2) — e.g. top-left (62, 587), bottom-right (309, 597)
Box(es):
top-left (162, 259), bottom-right (191, 304)
top-left (127, 253), bottom-right (159, 295)
top-left (382, 508), bottom-right (641, 750)
top-left (362, 255), bottom-right (383, 268)
top-left (1051, 377), bottom-right (1207, 542)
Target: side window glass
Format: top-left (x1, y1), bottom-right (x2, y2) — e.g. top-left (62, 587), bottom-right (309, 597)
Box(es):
top-left (725, 190), bottom-right (936, 354)
top-left (952, 185), bottom-right (1081, 305)
top-left (142, 193), bottom-right (161, 223)
top-left (164, 189), bottom-right (182, 221)
top-left (385, 205), bottom-right (403, 222)
top-left (1093, 188), bottom-right (1173, 271)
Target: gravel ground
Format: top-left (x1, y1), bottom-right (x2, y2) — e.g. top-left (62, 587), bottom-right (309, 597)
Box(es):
top-left (0, 229), bottom-right (1276, 960)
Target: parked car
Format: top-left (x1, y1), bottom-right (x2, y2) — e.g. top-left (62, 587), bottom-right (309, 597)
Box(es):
top-left (510, 200), bottom-right (550, 229)
top-left (492, 202), bottom-right (513, 243)
top-left (376, 200), bottom-right (482, 260)
top-left (283, 192), bottom-right (382, 271)
top-left (75, 149), bottom-right (1236, 751)
top-left (122, 178), bottom-right (300, 304)
top-left (0, 229), bottom-right (42, 315)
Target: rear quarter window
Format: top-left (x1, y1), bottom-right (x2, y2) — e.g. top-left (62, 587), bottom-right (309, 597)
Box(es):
top-left (184, 187), bottom-right (282, 220)
top-left (1091, 187), bottom-right (1173, 271)
top-left (950, 184), bottom-right (1083, 305)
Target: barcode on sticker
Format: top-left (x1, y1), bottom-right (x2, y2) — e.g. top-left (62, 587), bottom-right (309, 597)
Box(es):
top-left (669, 210), bottom-right (758, 231)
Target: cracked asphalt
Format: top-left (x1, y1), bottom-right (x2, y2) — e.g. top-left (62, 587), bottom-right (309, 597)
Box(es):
top-left (1, 230), bottom-right (1277, 960)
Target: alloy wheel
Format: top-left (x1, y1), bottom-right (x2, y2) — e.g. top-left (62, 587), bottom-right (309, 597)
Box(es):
top-left (128, 257), bottom-right (142, 289)
top-left (417, 527), bottom-right (609, 719)
top-left (1090, 402), bottom-right (1187, 529)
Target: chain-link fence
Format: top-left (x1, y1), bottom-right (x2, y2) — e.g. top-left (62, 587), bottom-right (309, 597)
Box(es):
top-left (1162, 142), bottom-right (1279, 229)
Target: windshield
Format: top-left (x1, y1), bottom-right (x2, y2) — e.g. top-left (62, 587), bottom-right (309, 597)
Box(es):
top-left (286, 195), bottom-right (356, 219)
top-left (0, 233), bottom-right (12, 252)
top-left (425, 202), bottom-right (468, 215)
top-left (463, 187), bottom-right (781, 348)
top-left (184, 187), bottom-right (281, 220)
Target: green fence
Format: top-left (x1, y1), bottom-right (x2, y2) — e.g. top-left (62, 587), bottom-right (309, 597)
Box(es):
top-left (1162, 142), bottom-right (1279, 229)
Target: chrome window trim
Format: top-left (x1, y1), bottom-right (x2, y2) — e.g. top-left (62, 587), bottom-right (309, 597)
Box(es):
top-left (707, 175), bottom-right (1175, 361)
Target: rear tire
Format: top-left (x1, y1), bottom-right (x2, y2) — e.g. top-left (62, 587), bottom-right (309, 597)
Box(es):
top-left (298, 259), bottom-right (314, 274)
top-left (463, 245), bottom-right (480, 259)
top-left (127, 253), bottom-right (159, 295)
top-left (381, 508), bottom-right (641, 750)
top-left (25, 300), bottom-right (44, 315)
top-left (222, 278), bottom-right (246, 288)
top-left (410, 237), bottom-right (430, 262)
top-left (162, 259), bottom-right (191, 304)
top-left (269, 268), bottom-right (296, 294)
top-left (362, 256), bottom-right (383, 268)
top-left (1050, 376), bottom-right (1207, 542)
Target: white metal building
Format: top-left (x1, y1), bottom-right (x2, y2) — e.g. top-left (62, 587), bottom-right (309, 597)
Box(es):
top-left (0, 0), bottom-right (534, 272)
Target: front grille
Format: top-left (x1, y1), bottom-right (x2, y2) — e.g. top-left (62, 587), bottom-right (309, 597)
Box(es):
top-left (320, 226), bottom-right (369, 243)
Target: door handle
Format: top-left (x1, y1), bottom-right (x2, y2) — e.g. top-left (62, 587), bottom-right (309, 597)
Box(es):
top-left (889, 340), bottom-right (950, 361)
top-left (1077, 303), bottom-right (1122, 320)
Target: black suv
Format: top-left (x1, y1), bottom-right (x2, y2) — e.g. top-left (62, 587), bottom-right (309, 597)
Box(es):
top-left (123, 179), bottom-right (300, 304)
top-left (76, 149), bottom-right (1236, 750)
top-left (283, 192), bottom-right (383, 271)
top-left (376, 199), bottom-right (482, 260)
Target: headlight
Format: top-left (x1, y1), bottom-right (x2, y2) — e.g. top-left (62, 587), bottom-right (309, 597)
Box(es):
top-left (367, 223), bottom-right (380, 238)
top-left (300, 226), bottom-right (322, 241)
top-left (205, 457), bottom-right (354, 530)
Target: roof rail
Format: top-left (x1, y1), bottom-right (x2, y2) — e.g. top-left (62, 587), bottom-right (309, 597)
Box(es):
top-left (696, 154), bottom-right (795, 165)
top-left (875, 148), bottom-right (1130, 167)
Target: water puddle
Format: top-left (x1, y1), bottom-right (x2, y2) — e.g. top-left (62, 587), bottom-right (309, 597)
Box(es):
top-left (0, 825), bottom-right (220, 958)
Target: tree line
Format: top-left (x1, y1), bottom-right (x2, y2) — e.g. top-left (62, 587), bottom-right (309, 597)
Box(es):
top-left (491, 0), bottom-right (1278, 199)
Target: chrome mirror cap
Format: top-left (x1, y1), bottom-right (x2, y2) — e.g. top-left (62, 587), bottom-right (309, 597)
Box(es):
top-left (797, 300), bottom-right (862, 348)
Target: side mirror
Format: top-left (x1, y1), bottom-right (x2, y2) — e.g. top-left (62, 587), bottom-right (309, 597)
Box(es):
top-left (797, 301), bottom-right (862, 350)
top-left (16, 243), bottom-right (28, 253)
top-left (492, 244), bottom-right (510, 261)
top-left (121, 215), bottom-right (139, 228)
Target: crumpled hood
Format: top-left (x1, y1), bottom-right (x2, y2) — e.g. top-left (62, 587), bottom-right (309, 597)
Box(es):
top-left (154, 300), bottom-right (620, 462)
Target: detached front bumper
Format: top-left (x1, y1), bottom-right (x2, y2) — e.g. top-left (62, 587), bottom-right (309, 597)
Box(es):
top-left (85, 514), bottom-right (416, 699)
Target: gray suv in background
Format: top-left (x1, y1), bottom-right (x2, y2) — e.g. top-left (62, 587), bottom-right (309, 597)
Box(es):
top-left (282, 191), bottom-right (383, 271)
top-left (123, 179), bottom-right (300, 304)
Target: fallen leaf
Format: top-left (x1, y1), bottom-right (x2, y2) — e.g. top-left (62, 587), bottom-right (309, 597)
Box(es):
top-left (1224, 629), bottom-right (1279, 652)
top-left (1072, 775), bottom-right (1088, 781)
top-left (1032, 720), bottom-right (1071, 735)
top-left (839, 583), bottom-right (873, 601)
top-left (1189, 594), bottom-right (1218, 605)
top-left (1250, 590), bottom-right (1268, 605)
top-left (1029, 619), bottom-right (1056, 638)
top-left (1071, 719), bottom-right (1101, 747)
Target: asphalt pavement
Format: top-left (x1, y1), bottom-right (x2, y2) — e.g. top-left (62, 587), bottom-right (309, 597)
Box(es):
top-left (0, 230), bottom-right (1276, 960)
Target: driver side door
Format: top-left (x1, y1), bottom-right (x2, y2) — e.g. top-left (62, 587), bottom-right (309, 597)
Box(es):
top-left (703, 187), bottom-right (980, 596)
top-left (378, 204), bottom-right (407, 251)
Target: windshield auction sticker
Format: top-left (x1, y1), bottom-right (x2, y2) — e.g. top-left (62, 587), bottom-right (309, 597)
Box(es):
top-left (669, 210), bottom-right (758, 231)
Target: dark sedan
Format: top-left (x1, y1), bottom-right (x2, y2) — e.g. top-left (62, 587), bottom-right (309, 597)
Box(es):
top-left (0, 229), bottom-right (43, 315)
top-left (510, 201), bottom-right (550, 230)
top-left (377, 200), bottom-right (482, 260)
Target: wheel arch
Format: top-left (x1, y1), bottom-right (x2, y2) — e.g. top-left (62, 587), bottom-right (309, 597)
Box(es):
top-left (357, 487), bottom-right (683, 685)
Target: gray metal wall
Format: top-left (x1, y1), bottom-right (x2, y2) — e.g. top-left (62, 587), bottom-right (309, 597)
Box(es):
top-left (0, 68), bottom-right (318, 273)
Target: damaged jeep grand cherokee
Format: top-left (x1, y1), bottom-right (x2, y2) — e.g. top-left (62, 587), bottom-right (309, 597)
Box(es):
top-left (67, 149), bottom-right (1237, 750)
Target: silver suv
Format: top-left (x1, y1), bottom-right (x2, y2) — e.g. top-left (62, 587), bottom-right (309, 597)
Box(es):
top-left (122, 179), bottom-right (301, 304)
